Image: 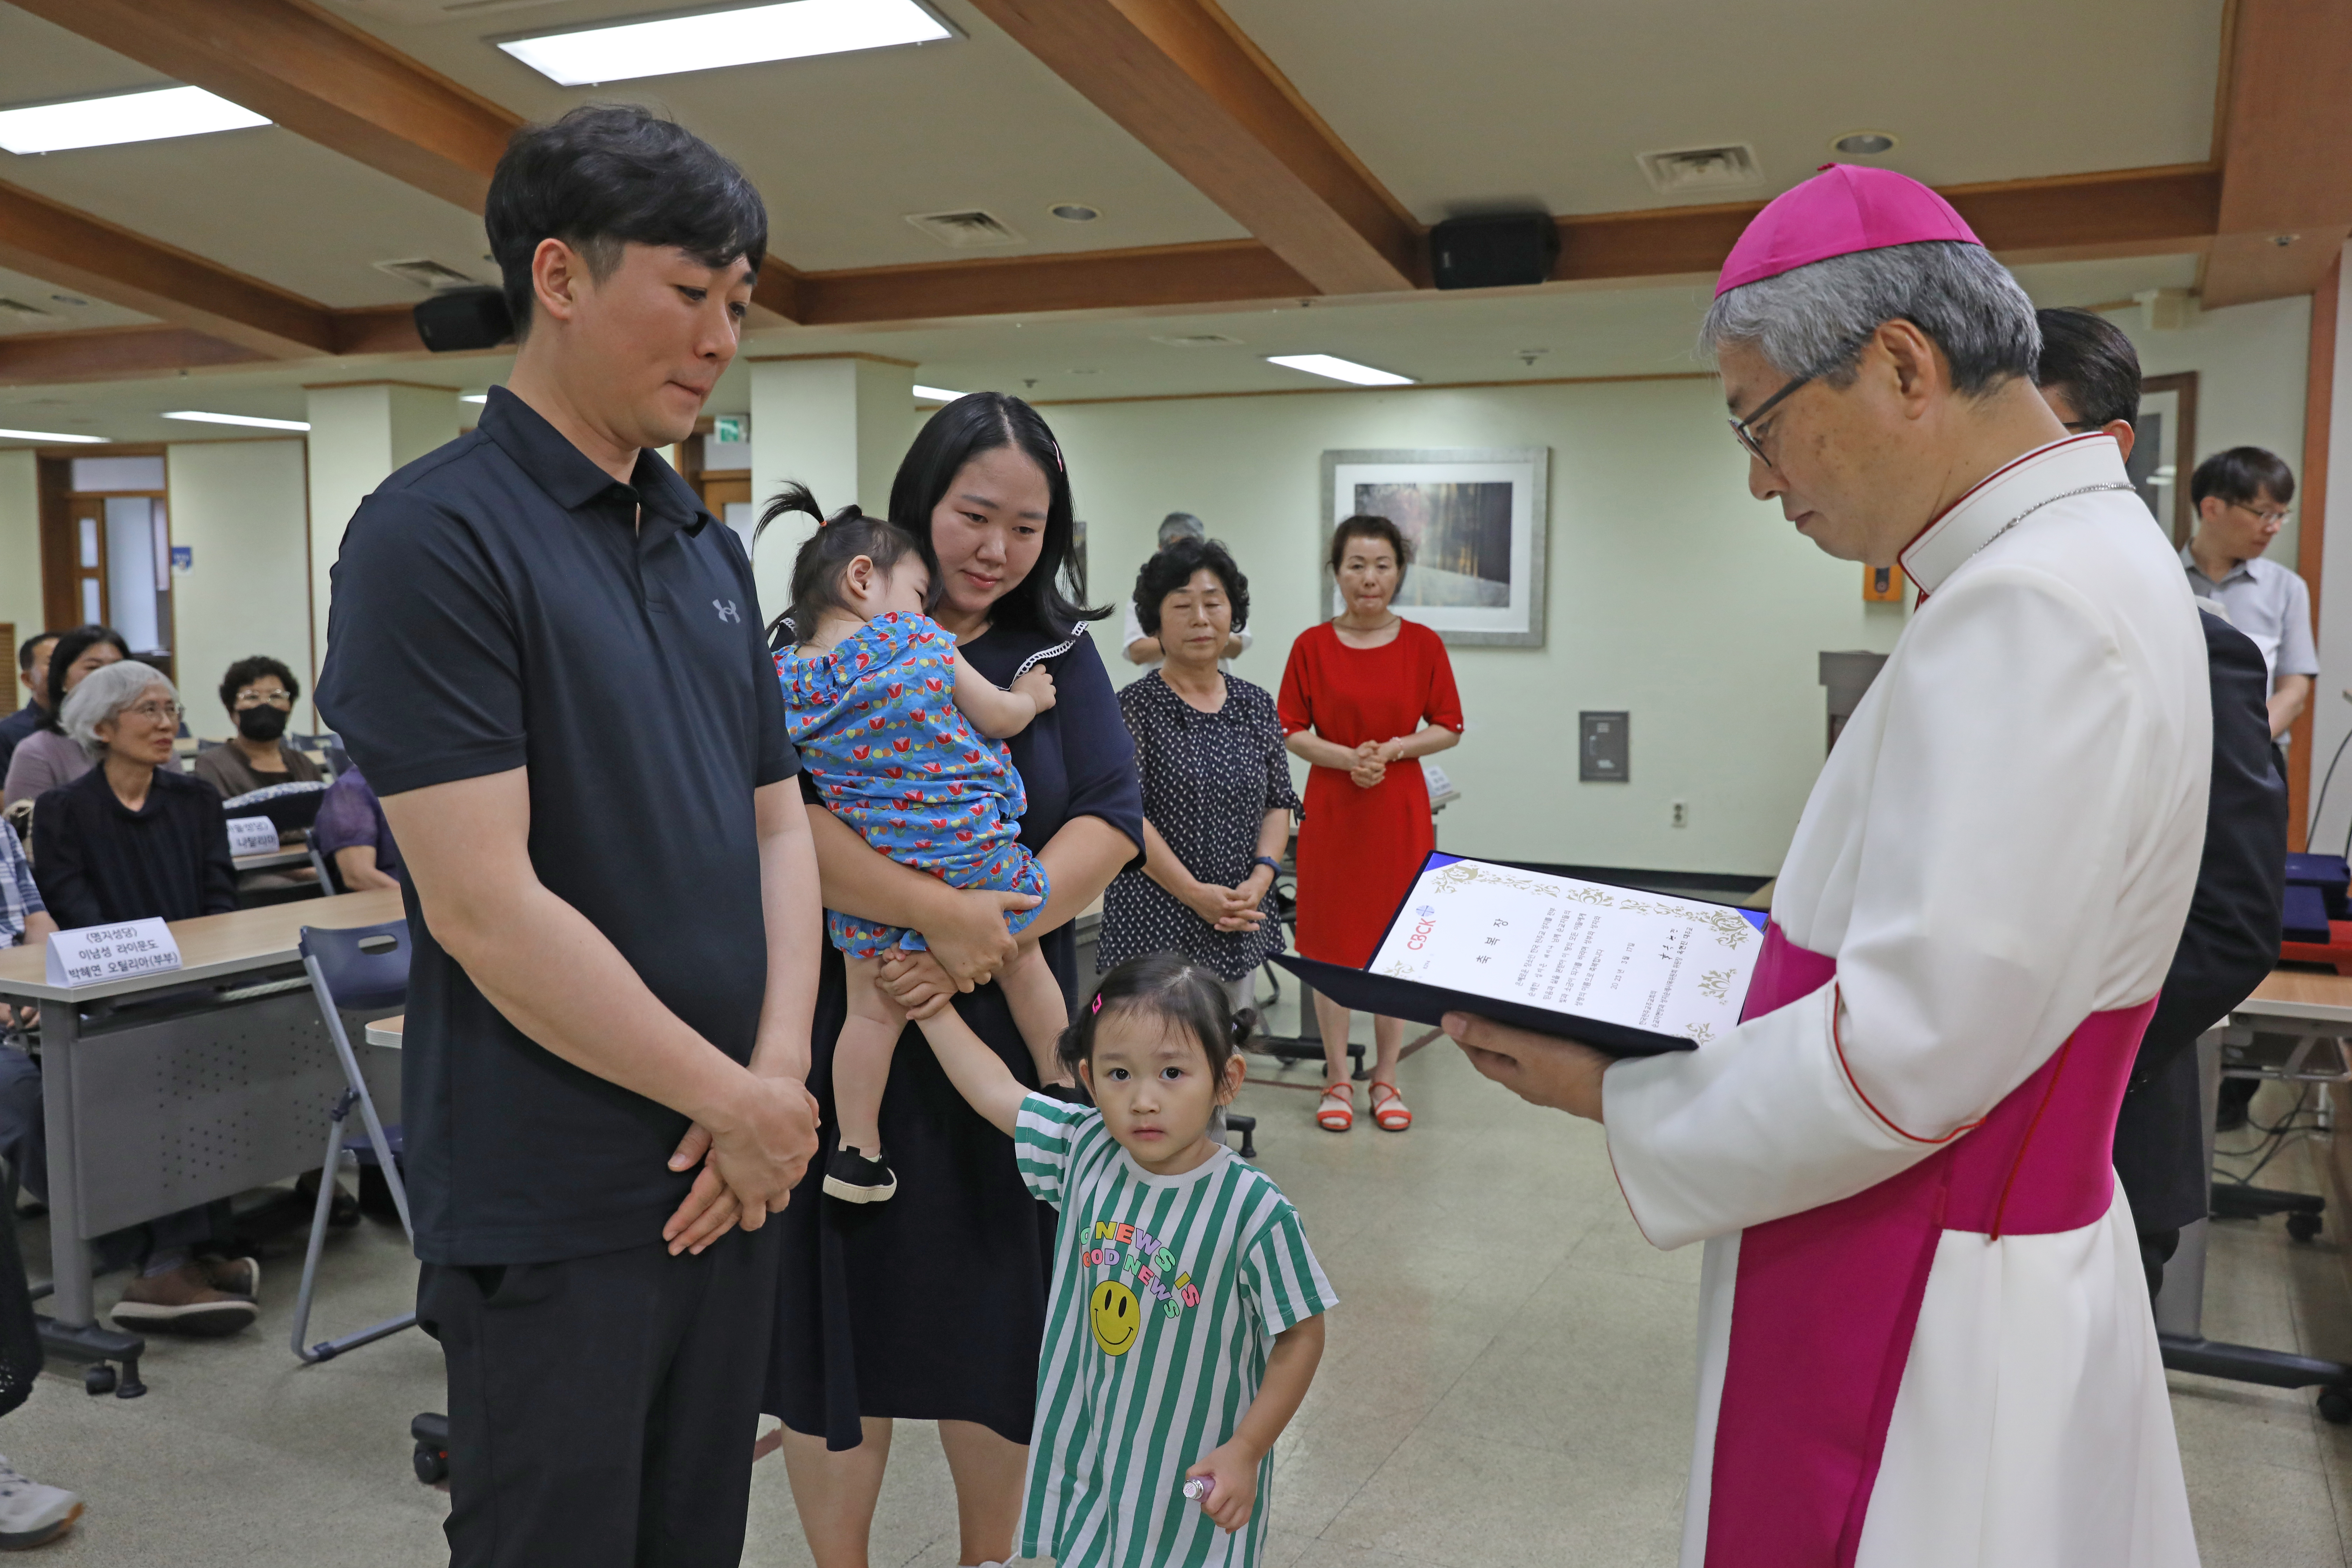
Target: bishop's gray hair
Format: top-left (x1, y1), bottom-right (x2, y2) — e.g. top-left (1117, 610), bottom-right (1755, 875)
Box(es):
top-left (62, 660), bottom-right (174, 759)
top-left (1699, 240), bottom-right (2040, 397)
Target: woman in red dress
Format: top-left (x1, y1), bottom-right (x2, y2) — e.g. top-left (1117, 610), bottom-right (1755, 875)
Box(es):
top-left (1278, 514), bottom-right (1464, 1134)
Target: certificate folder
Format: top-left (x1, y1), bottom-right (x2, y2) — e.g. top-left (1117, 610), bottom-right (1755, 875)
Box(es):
top-left (1270, 853), bottom-right (1769, 1059)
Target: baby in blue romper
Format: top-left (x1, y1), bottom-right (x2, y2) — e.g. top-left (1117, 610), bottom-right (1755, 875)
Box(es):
top-left (772, 495), bottom-right (1069, 1204)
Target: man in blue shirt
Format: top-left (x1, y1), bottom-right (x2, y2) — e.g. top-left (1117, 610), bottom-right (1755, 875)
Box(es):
top-left (2183, 446), bottom-right (2317, 742)
top-left (317, 106), bottom-right (821, 1567)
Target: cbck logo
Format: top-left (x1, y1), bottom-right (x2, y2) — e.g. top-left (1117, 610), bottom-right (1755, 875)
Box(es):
top-left (713, 599), bottom-right (741, 624)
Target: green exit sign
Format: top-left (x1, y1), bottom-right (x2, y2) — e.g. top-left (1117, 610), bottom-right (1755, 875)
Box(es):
top-left (713, 415), bottom-right (748, 444)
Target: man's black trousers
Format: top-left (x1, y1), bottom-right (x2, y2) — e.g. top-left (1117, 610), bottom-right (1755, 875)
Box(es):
top-left (418, 1224), bottom-right (781, 1568)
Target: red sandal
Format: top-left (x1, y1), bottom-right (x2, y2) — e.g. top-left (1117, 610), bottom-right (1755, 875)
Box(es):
top-left (1317, 1082), bottom-right (1354, 1132)
top-left (1368, 1081), bottom-right (1412, 1132)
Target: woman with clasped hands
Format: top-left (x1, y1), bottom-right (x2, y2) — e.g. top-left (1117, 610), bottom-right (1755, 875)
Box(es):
top-left (762, 392), bottom-right (1144, 1568)
top-left (1098, 536), bottom-right (1298, 1018)
top-left (1277, 514), bottom-right (1463, 1135)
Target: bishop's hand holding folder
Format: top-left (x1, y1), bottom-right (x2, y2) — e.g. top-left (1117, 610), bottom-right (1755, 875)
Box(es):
top-left (1273, 852), bottom-right (1767, 1059)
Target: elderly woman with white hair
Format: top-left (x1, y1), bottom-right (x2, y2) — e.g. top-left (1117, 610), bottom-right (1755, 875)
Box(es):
top-left (18, 660), bottom-right (252, 1335)
top-left (31, 661), bottom-right (235, 933)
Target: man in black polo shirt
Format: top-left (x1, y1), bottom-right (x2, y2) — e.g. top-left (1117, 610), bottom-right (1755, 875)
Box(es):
top-left (317, 106), bottom-right (821, 1567)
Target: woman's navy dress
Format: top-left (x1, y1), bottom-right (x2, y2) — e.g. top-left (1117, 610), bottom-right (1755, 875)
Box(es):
top-left (764, 623), bottom-right (1142, 1449)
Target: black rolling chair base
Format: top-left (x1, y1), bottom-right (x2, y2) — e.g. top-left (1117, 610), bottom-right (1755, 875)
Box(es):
top-left (2210, 1182), bottom-right (2325, 1240)
top-left (411, 1411), bottom-right (450, 1484)
top-left (36, 1316), bottom-right (146, 1399)
top-left (1255, 1038), bottom-right (1368, 1080)
top-left (1224, 1114), bottom-right (1258, 1161)
top-left (2160, 1333), bottom-right (2352, 1422)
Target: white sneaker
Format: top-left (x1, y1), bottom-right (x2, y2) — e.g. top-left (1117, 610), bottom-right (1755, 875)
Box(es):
top-left (0, 1454), bottom-right (80, 1549)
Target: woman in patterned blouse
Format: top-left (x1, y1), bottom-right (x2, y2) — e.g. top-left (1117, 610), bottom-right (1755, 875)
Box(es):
top-left (1100, 537), bottom-right (1300, 1018)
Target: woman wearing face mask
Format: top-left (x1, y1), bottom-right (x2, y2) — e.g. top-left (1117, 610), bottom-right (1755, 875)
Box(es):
top-left (190, 656), bottom-right (322, 800)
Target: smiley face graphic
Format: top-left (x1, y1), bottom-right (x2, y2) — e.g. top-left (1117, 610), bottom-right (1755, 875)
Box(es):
top-left (1089, 1280), bottom-right (1140, 1356)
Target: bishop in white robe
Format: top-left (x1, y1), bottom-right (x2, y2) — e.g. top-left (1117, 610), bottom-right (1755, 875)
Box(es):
top-left (1449, 166), bottom-right (2208, 1568)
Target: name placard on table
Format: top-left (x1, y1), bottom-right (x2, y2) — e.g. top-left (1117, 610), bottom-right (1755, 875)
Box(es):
top-left (225, 817), bottom-right (280, 857)
top-left (46, 919), bottom-right (183, 988)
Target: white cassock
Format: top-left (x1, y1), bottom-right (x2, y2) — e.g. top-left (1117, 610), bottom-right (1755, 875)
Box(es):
top-left (1606, 434), bottom-right (2209, 1568)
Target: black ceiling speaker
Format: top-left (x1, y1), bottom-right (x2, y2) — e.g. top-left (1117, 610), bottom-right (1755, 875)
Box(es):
top-left (1429, 213), bottom-right (1561, 290)
top-left (414, 286), bottom-right (514, 352)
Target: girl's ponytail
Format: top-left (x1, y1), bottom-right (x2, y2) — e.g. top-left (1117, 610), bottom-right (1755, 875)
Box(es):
top-left (759, 481), bottom-right (936, 647)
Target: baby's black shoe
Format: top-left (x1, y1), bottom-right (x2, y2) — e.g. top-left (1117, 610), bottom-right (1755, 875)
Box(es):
top-left (822, 1146), bottom-right (897, 1204)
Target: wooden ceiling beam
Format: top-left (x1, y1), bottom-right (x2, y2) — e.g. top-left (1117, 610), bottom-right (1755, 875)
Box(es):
top-left (0, 326), bottom-right (266, 386)
top-left (0, 179), bottom-right (336, 357)
top-left (962, 0), bottom-right (1419, 295)
top-left (0, 164), bottom-right (2255, 385)
top-left (13, 0), bottom-right (519, 215)
top-left (2202, 0), bottom-right (2352, 308)
top-left (797, 239), bottom-right (1313, 327)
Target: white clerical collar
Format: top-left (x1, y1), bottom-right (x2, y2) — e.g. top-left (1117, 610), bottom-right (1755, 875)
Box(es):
top-left (1899, 433), bottom-right (2132, 595)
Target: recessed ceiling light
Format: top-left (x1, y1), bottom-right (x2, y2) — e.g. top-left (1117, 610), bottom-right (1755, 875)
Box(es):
top-left (162, 410), bottom-right (310, 431)
top-left (0, 427), bottom-right (106, 444)
top-left (1265, 354), bottom-right (1414, 387)
top-left (0, 86), bottom-right (269, 155)
top-left (1830, 131), bottom-right (1898, 156)
top-left (913, 385), bottom-right (967, 402)
top-left (1049, 203), bottom-right (1099, 222)
top-left (499, 0), bottom-right (953, 86)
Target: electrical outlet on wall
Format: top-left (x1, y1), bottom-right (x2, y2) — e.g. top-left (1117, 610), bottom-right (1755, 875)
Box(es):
top-left (1671, 800), bottom-right (1688, 828)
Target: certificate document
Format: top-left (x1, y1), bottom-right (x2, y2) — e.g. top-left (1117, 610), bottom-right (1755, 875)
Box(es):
top-left (1346, 853), bottom-right (1764, 1049)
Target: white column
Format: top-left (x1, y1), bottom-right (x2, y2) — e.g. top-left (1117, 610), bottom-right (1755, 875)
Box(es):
top-left (2313, 253), bottom-right (2352, 855)
top-left (744, 354), bottom-right (916, 622)
top-left (304, 382), bottom-right (460, 719)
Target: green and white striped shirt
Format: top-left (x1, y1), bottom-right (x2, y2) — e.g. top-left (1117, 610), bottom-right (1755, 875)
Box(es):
top-left (1014, 1092), bottom-right (1335, 1568)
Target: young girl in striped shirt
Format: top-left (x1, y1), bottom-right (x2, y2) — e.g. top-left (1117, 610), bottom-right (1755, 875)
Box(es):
top-left (917, 951), bottom-right (1334, 1568)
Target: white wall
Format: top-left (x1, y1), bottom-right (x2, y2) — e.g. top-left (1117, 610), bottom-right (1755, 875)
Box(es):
top-left (2106, 293), bottom-right (2314, 566)
top-left (166, 439), bottom-right (312, 742)
top-left (2310, 254), bottom-right (2352, 856)
top-left (0, 450), bottom-right (38, 670)
top-left (1052, 377), bottom-right (1909, 875)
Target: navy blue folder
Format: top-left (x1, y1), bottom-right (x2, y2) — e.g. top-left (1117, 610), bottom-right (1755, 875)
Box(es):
top-left (1269, 858), bottom-right (1769, 1059)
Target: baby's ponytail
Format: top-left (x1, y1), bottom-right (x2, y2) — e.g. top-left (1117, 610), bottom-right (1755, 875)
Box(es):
top-left (760, 481), bottom-right (937, 647)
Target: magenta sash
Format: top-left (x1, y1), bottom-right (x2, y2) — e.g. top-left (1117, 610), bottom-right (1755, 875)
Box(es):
top-left (1703, 923), bottom-right (2156, 1567)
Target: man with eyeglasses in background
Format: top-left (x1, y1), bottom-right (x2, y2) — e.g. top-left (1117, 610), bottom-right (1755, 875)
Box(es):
top-left (2184, 446), bottom-right (2314, 744)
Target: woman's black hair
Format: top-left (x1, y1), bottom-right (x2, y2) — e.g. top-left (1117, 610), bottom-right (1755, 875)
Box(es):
top-left (757, 482), bottom-right (938, 646)
top-left (218, 654), bottom-right (299, 716)
top-left (486, 104), bottom-right (768, 342)
top-left (1327, 513), bottom-right (1413, 586)
top-left (1133, 537), bottom-right (1250, 638)
top-left (39, 625), bottom-right (129, 735)
top-left (887, 392), bottom-right (1108, 637)
top-left (1057, 952), bottom-right (1254, 1081)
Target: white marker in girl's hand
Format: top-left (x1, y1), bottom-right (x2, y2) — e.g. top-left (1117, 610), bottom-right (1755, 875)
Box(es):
top-left (1182, 1476), bottom-right (1214, 1502)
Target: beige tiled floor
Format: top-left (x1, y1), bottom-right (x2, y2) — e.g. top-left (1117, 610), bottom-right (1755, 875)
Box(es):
top-left (5, 1038), bottom-right (2352, 1565)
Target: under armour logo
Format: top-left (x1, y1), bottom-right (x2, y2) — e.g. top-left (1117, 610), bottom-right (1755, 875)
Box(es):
top-left (713, 599), bottom-right (741, 624)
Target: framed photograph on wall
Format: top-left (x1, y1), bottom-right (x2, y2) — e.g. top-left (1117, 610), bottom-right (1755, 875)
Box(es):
top-left (2133, 372), bottom-right (2198, 546)
top-left (1320, 447), bottom-right (1549, 647)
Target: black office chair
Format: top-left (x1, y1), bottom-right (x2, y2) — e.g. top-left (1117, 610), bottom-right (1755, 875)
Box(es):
top-left (289, 920), bottom-right (413, 1363)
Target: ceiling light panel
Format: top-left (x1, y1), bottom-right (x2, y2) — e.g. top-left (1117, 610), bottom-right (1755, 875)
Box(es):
top-left (0, 428), bottom-right (106, 444)
top-left (1265, 354), bottom-right (1415, 387)
top-left (162, 411), bottom-right (310, 431)
top-left (0, 86), bottom-right (270, 155)
top-left (913, 385), bottom-right (967, 402)
top-left (499, 0), bottom-right (954, 86)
